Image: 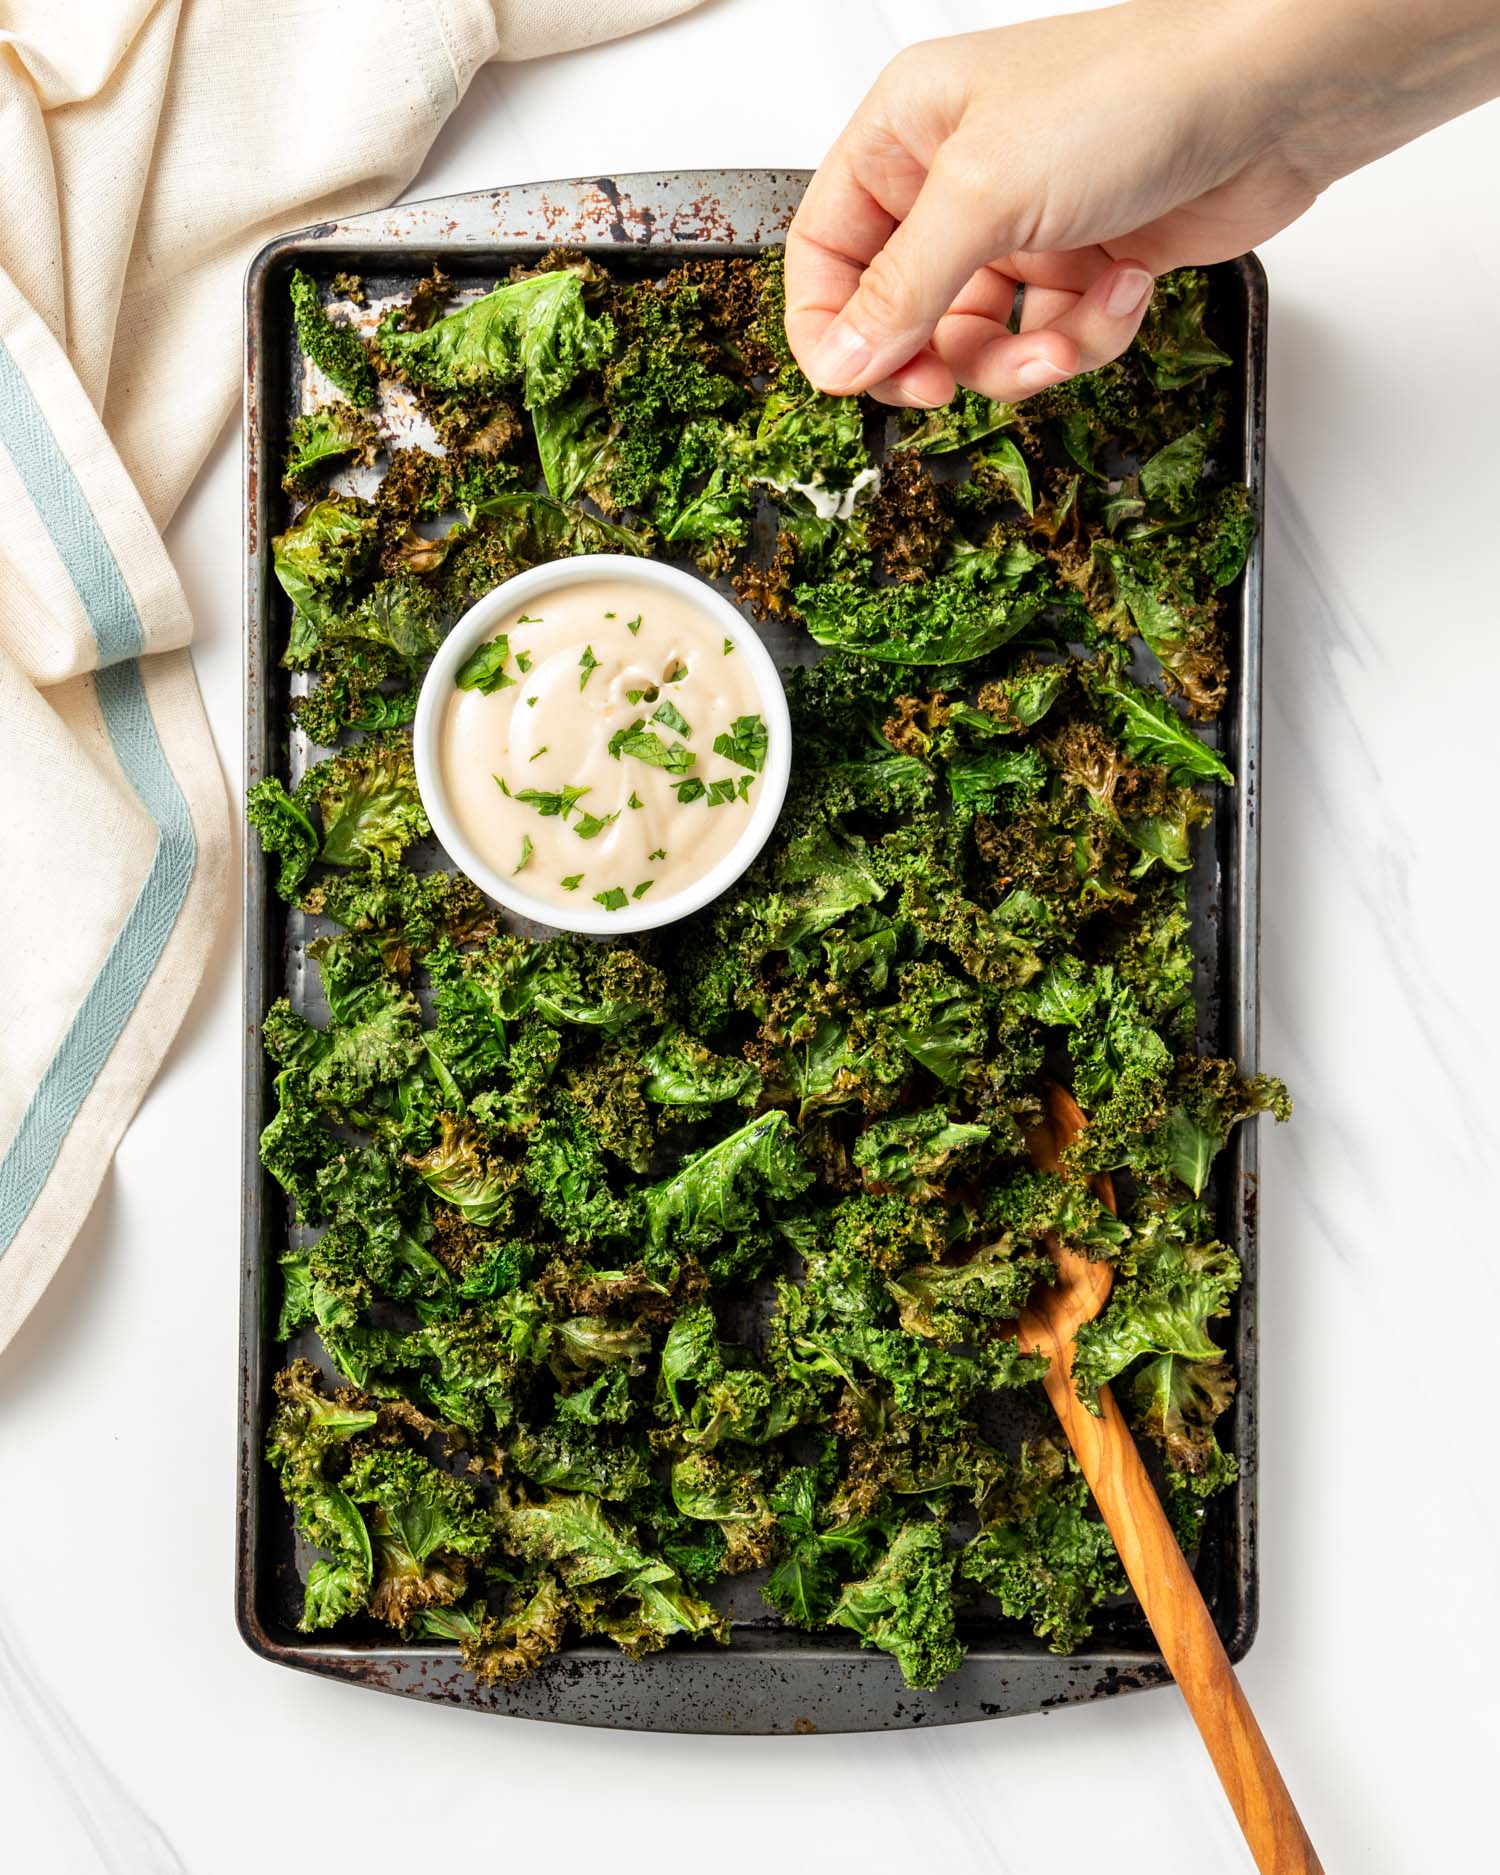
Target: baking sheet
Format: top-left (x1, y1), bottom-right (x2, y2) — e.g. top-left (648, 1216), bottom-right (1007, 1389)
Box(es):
top-left (239, 171), bottom-right (1268, 1731)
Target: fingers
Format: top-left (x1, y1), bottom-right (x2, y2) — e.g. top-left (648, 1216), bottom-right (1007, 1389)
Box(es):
top-left (871, 349), bottom-right (959, 408)
top-left (783, 147), bottom-right (900, 381)
top-left (788, 140), bottom-right (1027, 398)
top-left (932, 257), bottom-right (1154, 403)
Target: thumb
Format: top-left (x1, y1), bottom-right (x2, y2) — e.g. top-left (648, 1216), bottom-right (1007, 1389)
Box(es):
top-left (803, 148), bottom-right (1023, 396)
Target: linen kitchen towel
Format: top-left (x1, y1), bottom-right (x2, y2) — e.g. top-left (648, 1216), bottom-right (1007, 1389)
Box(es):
top-left (0, 0), bottom-right (700, 1357)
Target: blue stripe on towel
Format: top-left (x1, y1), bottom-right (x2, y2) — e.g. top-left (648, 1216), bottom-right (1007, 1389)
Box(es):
top-left (0, 339), bottom-right (196, 1254)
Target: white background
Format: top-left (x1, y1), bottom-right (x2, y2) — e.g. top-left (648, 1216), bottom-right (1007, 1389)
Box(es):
top-left (2, 2), bottom-right (1498, 1869)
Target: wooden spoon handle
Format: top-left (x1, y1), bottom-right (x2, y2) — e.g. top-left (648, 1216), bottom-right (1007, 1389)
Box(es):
top-left (1019, 1298), bottom-right (1322, 1874)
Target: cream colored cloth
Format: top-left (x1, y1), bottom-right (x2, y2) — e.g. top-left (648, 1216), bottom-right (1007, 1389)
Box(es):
top-left (0, 0), bottom-right (699, 1355)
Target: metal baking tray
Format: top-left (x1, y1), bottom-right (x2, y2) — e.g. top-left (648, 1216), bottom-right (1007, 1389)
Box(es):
top-left (239, 171), bottom-right (1268, 1732)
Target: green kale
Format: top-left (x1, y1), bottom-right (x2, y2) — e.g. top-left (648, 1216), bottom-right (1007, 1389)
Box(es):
top-left (644, 1111), bottom-right (814, 1272)
top-left (290, 269), bottom-right (376, 404)
top-left (797, 542), bottom-right (1045, 663)
top-left (830, 1520), bottom-right (965, 1690)
top-left (273, 495), bottom-right (378, 631)
top-left (342, 1445), bottom-right (491, 1626)
top-left (959, 1439), bottom-right (1125, 1651)
top-left (255, 253), bottom-right (1278, 1692)
top-left (495, 1489), bottom-right (727, 1653)
top-left (282, 403), bottom-right (378, 492)
top-left (894, 387), bottom-right (1017, 455)
top-left (853, 1107), bottom-right (990, 1198)
top-left (265, 1361), bottom-right (378, 1629)
top-left (1133, 268), bottom-right (1232, 390)
top-left (377, 267), bottom-right (613, 408)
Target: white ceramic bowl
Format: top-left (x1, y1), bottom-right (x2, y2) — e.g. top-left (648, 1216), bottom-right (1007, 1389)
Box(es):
top-left (413, 554), bottom-right (792, 935)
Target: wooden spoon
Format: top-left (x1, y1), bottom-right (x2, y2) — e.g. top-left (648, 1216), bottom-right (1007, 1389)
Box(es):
top-left (1019, 1083), bottom-right (1321, 1875)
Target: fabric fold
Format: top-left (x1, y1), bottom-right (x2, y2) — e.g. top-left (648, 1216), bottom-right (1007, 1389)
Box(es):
top-left (0, 0), bottom-right (700, 1357)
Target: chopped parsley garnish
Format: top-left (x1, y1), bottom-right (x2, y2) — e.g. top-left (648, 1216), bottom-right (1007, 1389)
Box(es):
top-left (627, 791), bottom-right (644, 810)
top-left (517, 651), bottom-right (533, 673)
top-left (632, 880), bottom-right (654, 900)
top-left (737, 774), bottom-right (754, 802)
top-left (514, 834), bottom-right (534, 875)
top-left (593, 886), bottom-right (628, 911)
top-left (608, 720), bottom-right (697, 774)
top-left (515, 782), bottom-right (590, 820)
top-left (706, 777), bottom-right (737, 806)
top-left (572, 809), bottom-right (620, 840)
top-left (493, 775), bottom-right (511, 796)
top-left (579, 645), bottom-right (601, 689)
top-left (713, 712), bottom-right (767, 773)
top-left (672, 777), bottom-right (705, 805)
top-left (560, 873), bottom-right (583, 891)
top-left (663, 659), bottom-right (687, 684)
top-left (651, 699), bottom-right (692, 737)
top-left (723, 636), bottom-right (734, 655)
top-left (455, 636), bottom-right (513, 694)
top-left (604, 611), bottom-right (616, 618)
top-left (516, 614), bottom-right (541, 624)
top-left (529, 746), bottom-right (549, 761)
top-left (524, 695), bottom-right (538, 707)
top-left (648, 847), bottom-right (666, 861)
top-left (625, 614), bottom-right (642, 635)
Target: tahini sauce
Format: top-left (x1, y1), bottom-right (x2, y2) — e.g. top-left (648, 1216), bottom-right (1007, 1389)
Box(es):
top-left (440, 578), bottom-right (769, 916)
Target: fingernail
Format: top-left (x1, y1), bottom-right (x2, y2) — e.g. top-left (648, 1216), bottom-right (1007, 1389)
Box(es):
top-left (1105, 266), bottom-right (1154, 319)
top-left (1016, 356), bottom-right (1070, 390)
top-left (880, 385), bottom-right (944, 409)
top-left (809, 317), bottom-right (874, 390)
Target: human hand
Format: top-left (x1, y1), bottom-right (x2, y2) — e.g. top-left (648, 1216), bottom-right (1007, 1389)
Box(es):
top-left (784, 0), bottom-right (1500, 406)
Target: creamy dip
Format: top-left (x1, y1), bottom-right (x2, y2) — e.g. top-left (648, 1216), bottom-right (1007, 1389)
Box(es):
top-left (439, 577), bottom-right (770, 916)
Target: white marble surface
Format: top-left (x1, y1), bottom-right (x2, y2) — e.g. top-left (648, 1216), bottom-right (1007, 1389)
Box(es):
top-left (2, 2), bottom-right (1497, 1868)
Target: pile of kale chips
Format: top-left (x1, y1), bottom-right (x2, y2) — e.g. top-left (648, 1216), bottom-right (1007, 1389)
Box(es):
top-left (249, 252), bottom-right (1287, 1692)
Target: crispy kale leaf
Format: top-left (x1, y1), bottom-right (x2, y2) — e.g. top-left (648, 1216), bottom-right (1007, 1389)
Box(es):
top-left (290, 269), bottom-right (376, 404)
top-left (283, 403), bottom-right (378, 492)
top-left (959, 1439), bottom-right (1125, 1651)
top-left (830, 1520), bottom-right (965, 1690)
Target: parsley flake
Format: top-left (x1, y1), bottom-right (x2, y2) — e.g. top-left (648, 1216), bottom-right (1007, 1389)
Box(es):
top-left (561, 873), bottom-right (584, 891)
top-left (573, 809), bottom-right (620, 841)
top-left (579, 645), bottom-right (601, 690)
top-left (514, 835), bottom-right (534, 875)
top-left (713, 712), bottom-right (768, 773)
top-left (593, 886), bottom-right (629, 911)
top-left (516, 783), bottom-right (590, 820)
top-left (608, 720), bottom-right (696, 774)
top-left (456, 637), bottom-right (513, 694)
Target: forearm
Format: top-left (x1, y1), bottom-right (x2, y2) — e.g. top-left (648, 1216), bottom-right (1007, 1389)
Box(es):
top-left (1198, 0), bottom-right (1500, 187)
